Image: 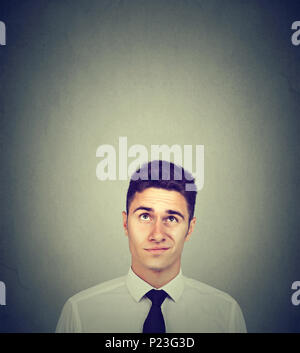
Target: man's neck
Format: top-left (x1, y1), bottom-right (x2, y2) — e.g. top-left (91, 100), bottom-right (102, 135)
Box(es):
top-left (131, 262), bottom-right (180, 289)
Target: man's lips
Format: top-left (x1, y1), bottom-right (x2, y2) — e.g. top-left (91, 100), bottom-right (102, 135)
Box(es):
top-left (145, 247), bottom-right (170, 254)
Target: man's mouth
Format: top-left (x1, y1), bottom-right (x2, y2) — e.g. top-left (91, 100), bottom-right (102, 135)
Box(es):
top-left (145, 248), bottom-right (170, 254)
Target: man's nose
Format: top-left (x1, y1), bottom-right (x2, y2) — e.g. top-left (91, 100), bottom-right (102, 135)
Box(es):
top-left (149, 219), bottom-right (166, 242)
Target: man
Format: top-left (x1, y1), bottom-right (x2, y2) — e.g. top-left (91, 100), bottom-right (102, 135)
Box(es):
top-left (56, 160), bottom-right (247, 333)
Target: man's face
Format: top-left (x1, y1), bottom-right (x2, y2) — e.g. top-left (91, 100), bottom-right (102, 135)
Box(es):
top-left (122, 187), bottom-right (196, 274)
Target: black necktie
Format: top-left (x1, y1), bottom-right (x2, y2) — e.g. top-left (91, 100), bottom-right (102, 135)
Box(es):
top-left (142, 289), bottom-right (168, 333)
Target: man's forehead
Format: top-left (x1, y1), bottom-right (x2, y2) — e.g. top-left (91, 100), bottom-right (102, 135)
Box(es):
top-left (129, 187), bottom-right (188, 212)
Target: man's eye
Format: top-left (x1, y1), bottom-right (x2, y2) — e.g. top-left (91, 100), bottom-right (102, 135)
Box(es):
top-left (167, 216), bottom-right (178, 223)
top-left (140, 214), bottom-right (150, 221)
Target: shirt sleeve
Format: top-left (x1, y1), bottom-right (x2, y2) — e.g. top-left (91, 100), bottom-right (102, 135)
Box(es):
top-left (228, 300), bottom-right (247, 333)
top-left (55, 298), bottom-right (82, 333)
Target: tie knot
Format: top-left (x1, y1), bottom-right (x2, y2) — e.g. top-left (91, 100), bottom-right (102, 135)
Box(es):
top-left (146, 289), bottom-right (168, 307)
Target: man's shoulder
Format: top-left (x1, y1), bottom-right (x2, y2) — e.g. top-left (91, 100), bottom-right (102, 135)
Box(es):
top-left (68, 274), bottom-right (127, 305)
top-left (182, 275), bottom-right (247, 333)
top-left (183, 275), bottom-right (239, 305)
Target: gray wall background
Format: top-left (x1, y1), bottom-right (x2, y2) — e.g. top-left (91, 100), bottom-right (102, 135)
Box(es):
top-left (0, 0), bottom-right (299, 332)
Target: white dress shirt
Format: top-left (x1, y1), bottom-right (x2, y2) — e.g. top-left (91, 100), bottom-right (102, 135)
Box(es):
top-left (55, 267), bottom-right (247, 333)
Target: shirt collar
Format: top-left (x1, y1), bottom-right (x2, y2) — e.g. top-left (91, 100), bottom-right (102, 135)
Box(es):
top-left (126, 267), bottom-right (184, 303)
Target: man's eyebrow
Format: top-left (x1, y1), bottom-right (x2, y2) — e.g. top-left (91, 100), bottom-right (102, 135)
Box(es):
top-left (133, 206), bottom-right (154, 214)
top-left (166, 209), bottom-right (185, 220)
top-left (132, 207), bottom-right (185, 220)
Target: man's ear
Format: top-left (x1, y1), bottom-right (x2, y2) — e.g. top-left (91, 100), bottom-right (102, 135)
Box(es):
top-left (122, 211), bottom-right (129, 236)
top-left (185, 217), bottom-right (196, 242)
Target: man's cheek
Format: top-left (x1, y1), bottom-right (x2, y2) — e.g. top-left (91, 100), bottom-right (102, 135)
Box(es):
top-left (129, 219), bottom-right (146, 233)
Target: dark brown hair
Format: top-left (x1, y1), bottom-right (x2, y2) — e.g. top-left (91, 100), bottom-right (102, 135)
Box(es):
top-left (126, 160), bottom-right (197, 222)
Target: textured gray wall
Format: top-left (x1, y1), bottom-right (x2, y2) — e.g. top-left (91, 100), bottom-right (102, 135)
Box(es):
top-left (0, 0), bottom-right (299, 332)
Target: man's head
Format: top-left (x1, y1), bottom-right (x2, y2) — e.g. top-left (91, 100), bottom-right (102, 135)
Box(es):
top-left (126, 160), bottom-right (197, 222)
top-left (122, 160), bottom-right (197, 276)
